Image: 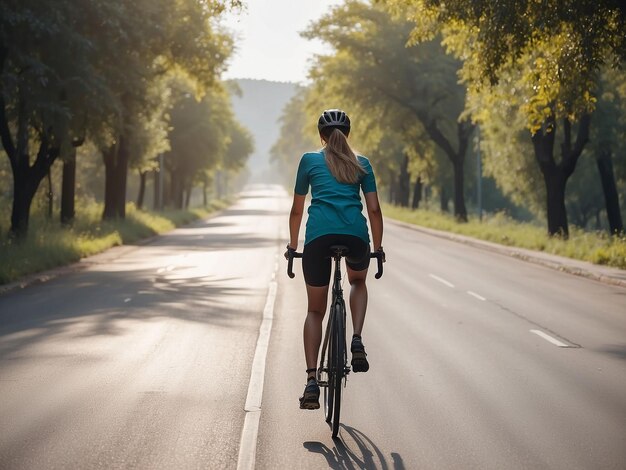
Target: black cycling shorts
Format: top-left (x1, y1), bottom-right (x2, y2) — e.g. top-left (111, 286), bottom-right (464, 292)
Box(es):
top-left (302, 234), bottom-right (371, 287)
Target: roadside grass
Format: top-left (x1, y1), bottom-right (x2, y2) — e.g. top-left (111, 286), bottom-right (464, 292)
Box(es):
top-left (0, 200), bottom-right (229, 285)
top-left (383, 204), bottom-right (626, 270)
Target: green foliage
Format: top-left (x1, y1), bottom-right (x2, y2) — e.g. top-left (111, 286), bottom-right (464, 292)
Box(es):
top-left (468, 70), bottom-right (546, 216)
top-left (389, 0), bottom-right (625, 128)
top-left (1, 0), bottom-right (249, 234)
top-left (270, 89), bottom-right (319, 186)
top-left (164, 79), bottom-right (252, 206)
top-left (384, 0), bottom-right (626, 236)
top-left (223, 119), bottom-right (254, 172)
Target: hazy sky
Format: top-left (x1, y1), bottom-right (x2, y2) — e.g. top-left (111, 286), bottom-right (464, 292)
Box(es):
top-left (221, 0), bottom-right (343, 84)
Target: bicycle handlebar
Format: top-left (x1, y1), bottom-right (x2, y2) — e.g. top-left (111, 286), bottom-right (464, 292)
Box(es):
top-left (286, 249), bottom-right (384, 279)
top-left (371, 251), bottom-right (384, 279)
top-left (287, 250), bottom-right (302, 279)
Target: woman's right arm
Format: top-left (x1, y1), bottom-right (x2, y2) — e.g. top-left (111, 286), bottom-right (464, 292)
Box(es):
top-left (364, 192), bottom-right (383, 251)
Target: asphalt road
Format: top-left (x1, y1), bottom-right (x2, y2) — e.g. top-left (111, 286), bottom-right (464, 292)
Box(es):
top-left (1, 185), bottom-right (625, 469)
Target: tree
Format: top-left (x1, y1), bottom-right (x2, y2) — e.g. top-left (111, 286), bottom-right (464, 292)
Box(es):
top-left (587, 67), bottom-right (626, 234)
top-left (0, 0), bottom-right (243, 237)
top-left (389, 0), bottom-right (626, 236)
top-left (94, 0), bottom-right (239, 220)
top-left (270, 89), bottom-right (319, 187)
top-left (164, 81), bottom-right (251, 208)
top-left (0, 0), bottom-right (112, 238)
top-left (303, 1), bottom-right (473, 220)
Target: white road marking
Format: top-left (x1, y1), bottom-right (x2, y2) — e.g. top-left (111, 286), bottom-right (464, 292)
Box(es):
top-left (124, 298), bottom-right (131, 303)
top-left (530, 329), bottom-right (570, 348)
top-left (429, 274), bottom-right (455, 288)
top-left (237, 254), bottom-right (279, 470)
top-left (467, 291), bottom-right (486, 301)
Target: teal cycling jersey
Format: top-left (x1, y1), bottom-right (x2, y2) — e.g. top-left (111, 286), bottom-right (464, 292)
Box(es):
top-left (294, 150), bottom-right (377, 245)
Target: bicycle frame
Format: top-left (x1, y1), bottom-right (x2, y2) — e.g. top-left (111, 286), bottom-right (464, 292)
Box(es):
top-left (318, 251), bottom-right (348, 388)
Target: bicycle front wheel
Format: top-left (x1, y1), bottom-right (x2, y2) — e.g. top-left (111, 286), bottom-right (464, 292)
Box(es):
top-left (330, 301), bottom-right (345, 438)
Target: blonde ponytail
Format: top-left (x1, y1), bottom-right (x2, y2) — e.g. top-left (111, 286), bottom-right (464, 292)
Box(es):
top-left (323, 129), bottom-right (365, 184)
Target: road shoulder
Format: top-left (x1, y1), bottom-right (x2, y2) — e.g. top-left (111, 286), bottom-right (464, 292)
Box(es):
top-left (387, 218), bottom-right (626, 288)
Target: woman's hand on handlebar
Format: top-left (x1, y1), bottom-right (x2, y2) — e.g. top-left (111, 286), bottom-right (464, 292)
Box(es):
top-left (285, 244), bottom-right (302, 279)
top-left (284, 244), bottom-right (296, 260)
top-left (374, 246), bottom-right (386, 263)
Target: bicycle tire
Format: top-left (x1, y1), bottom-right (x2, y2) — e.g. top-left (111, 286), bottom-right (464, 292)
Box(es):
top-left (324, 312), bottom-right (335, 423)
top-left (331, 301), bottom-right (345, 437)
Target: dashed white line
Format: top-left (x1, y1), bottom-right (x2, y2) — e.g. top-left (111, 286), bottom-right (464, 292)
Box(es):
top-left (429, 274), bottom-right (455, 288)
top-left (237, 254), bottom-right (279, 470)
top-left (530, 329), bottom-right (571, 348)
top-left (467, 291), bottom-right (486, 301)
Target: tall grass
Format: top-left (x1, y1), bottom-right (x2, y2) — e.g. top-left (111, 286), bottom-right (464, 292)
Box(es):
top-left (0, 200), bottom-right (228, 285)
top-left (383, 204), bottom-right (626, 270)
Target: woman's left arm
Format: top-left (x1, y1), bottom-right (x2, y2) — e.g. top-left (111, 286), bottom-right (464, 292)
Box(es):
top-left (288, 194), bottom-right (306, 250)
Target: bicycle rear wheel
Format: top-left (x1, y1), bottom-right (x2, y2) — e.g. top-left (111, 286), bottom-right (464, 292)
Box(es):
top-left (330, 301), bottom-right (345, 437)
top-left (323, 312), bottom-right (335, 423)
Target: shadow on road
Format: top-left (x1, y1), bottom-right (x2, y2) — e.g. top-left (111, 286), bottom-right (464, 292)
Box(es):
top-left (218, 208), bottom-right (285, 217)
top-left (149, 232), bottom-right (276, 250)
top-left (596, 344), bottom-right (626, 360)
top-left (304, 425), bottom-right (405, 470)
top-left (0, 266), bottom-right (260, 358)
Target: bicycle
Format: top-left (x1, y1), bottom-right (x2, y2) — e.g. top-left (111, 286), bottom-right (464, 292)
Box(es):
top-left (287, 245), bottom-right (384, 438)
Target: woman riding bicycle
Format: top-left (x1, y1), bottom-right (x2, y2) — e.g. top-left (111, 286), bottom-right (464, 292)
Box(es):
top-left (286, 109), bottom-right (384, 410)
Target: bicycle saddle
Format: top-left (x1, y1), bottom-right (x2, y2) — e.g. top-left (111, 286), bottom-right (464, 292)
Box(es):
top-left (329, 245), bottom-right (350, 256)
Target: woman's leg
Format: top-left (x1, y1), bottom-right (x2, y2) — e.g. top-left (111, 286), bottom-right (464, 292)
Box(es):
top-left (304, 284), bottom-right (329, 379)
top-left (346, 266), bottom-right (368, 335)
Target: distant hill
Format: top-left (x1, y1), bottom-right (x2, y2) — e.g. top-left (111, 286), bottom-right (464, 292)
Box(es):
top-left (228, 79), bottom-right (298, 183)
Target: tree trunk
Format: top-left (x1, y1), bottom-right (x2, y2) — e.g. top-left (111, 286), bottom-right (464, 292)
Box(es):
top-left (440, 187), bottom-right (449, 212)
top-left (10, 167), bottom-right (39, 238)
top-left (169, 171), bottom-right (184, 209)
top-left (61, 147), bottom-right (76, 225)
top-left (453, 158), bottom-right (467, 221)
top-left (411, 176), bottom-right (423, 209)
top-left (421, 118), bottom-right (473, 222)
top-left (102, 135), bottom-right (129, 220)
top-left (7, 140), bottom-right (60, 239)
top-left (102, 146), bottom-right (119, 219)
top-left (137, 170), bottom-right (147, 210)
top-left (153, 169), bottom-right (161, 210)
top-left (387, 169), bottom-right (395, 203)
top-left (531, 113), bottom-right (591, 238)
top-left (46, 169), bottom-right (53, 219)
top-left (184, 185), bottom-right (192, 209)
top-left (542, 167), bottom-right (569, 237)
top-left (396, 154), bottom-right (410, 207)
top-left (596, 148), bottom-right (624, 235)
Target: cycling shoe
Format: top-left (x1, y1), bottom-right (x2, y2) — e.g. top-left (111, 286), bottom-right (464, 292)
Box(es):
top-left (299, 378), bottom-right (320, 410)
